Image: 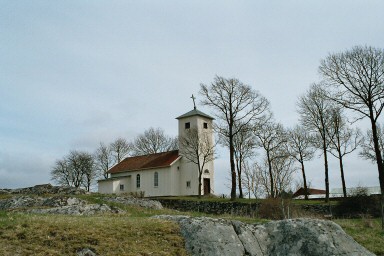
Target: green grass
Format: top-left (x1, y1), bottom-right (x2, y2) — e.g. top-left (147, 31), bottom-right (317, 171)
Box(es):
top-left (334, 218), bottom-right (384, 256)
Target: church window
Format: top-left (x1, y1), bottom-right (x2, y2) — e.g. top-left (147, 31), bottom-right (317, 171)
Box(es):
top-left (185, 122), bottom-right (190, 129)
top-left (136, 174), bottom-right (141, 188)
top-left (154, 172), bottom-right (159, 187)
top-left (203, 122), bottom-right (208, 129)
top-left (186, 181), bottom-right (191, 188)
top-left (204, 169), bottom-right (210, 174)
top-left (120, 184), bottom-right (124, 191)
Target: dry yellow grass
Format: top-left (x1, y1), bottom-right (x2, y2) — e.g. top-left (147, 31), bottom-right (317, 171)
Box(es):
top-left (0, 212), bottom-right (187, 256)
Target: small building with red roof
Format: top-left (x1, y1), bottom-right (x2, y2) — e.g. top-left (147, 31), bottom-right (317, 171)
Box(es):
top-left (98, 107), bottom-right (215, 197)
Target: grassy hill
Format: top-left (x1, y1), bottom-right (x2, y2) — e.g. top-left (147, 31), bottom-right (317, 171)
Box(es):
top-left (0, 194), bottom-right (383, 255)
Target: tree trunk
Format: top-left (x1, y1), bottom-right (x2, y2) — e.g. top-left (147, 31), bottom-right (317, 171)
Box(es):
top-left (300, 158), bottom-right (308, 200)
top-left (370, 116), bottom-right (384, 229)
top-left (338, 152), bottom-right (347, 198)
top-left (237, 155), bottom-right (243, 198)
top-left (267, 153), bottom-right (274, 198)
top-left (323, 138), bottom-right (330, 203)
top-left (229, 136), bottom-right (237, 200)
top-left (197, 155), bottom-right (202, 198)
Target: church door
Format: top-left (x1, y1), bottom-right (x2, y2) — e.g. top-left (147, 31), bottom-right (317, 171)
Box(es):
top-left (203, 178), bottom-right (211, 195)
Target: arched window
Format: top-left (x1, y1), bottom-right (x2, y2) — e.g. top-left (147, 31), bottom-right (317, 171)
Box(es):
top-left (204, 169), bottom-right (210, 174)
top-left (154, 172), bottom-right (159, 187)
top-left (136, 174), bottom-right (140, 188)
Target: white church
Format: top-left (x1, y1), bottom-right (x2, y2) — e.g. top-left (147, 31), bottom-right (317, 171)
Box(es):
top-left (98, 107), bottom-right (215, 197)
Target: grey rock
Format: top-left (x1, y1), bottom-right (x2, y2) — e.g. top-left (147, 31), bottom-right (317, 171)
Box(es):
top-left (0, 196), bottom-right (44, 210)
top-left (5, 184), bottom-right (87, 195)
top-left (104, 196), bottom-right (163, 209)
top-left (77, 248), bottom-right (97, 256)
top-left (0, 195), bottom-right (124, 215)
top-left (156, 215), bottom-right (375, 256)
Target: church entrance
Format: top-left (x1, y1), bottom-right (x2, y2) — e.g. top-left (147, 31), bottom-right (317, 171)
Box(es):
top-left (203, 178), bottom-right (211, 195)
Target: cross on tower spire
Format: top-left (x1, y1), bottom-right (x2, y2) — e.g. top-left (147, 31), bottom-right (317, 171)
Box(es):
top-left (191, 94), bottom-right (196, 109)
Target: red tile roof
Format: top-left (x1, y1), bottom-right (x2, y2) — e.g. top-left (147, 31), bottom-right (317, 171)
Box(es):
top-left (292, 187), bottom-right (326, 198)
top-left (108, 150), bottom-right (180, 174)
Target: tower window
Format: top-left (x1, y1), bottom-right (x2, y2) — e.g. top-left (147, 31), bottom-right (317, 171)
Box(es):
top-left (203, 122), bottom-right (208, 129)
top-left (185, 122), bottom-right (190, 129)
top-left (154, 172), bottom-right (159, 187)
top-left (136, 174), bottom-right (140, 188)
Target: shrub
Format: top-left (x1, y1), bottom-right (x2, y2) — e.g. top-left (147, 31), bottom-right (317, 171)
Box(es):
top-left (334, 186), bottom-right (380, 217)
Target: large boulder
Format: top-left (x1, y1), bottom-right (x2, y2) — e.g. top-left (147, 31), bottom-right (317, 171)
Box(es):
top-left (156, 216), bottom-right (375, 256)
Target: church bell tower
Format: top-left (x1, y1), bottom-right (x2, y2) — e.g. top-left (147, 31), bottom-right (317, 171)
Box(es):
top-left (175, 95), bottom-right (215, 195)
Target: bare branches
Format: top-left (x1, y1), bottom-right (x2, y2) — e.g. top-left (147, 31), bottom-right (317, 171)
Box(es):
top-left (200, 76), bottom-right (271, 199)
top-left (94, 143), bottom-right (114, 179)
top-left (110, 137), bottom-right (131, 163)
top-left (320, 45), bottom-right (384, 123)
top-left (360, 123), bottom-right (384, 163)
top-left (51, 150), bottom-right (95, 191)
top-left (130, 127), bottom-right (178, 156)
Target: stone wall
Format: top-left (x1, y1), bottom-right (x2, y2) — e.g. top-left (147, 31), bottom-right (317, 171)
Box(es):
top-left (158, 199), bottom-right (260, 216)
top-left (157, 198), bottom-right (336, 217)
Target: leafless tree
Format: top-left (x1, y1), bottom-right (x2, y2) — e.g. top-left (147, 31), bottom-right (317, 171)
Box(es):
top-left (200, 76), bottom-right (270, 200)
top-left (179, 128), bottom-right (215, 198)
top-left (254, 122), bottom-right (287, 198)
top-left (51, 150), bottom-right (95, 191)
top-left (220, 123), bottom-right (257, 198)
top-left (51, 159), bottom-right (72, 187)
top-left (110, 137), bottom-right (131, 163)
top-left (242, 160), bottom-right (260, 199)
top-left (254, 150), bottom-right (295, 199)
top-left (297, 83), bottom-right (335, 202)
top-left (319, 45), bottom-right (384, 227)
top-left (287, 125), bottom-right (316, 200)
top-left (360, 123), bottom-right (384, 164)
top-left (130, 127), bottom-right (178, 156)
top-left (94, 142), bottom-right (114, 179)
top-left (328, 108), bottom-right (362, 198)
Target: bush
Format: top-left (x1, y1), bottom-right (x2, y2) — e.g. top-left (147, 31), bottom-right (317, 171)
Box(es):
top-left (334, 186), bottom-right (381, 217)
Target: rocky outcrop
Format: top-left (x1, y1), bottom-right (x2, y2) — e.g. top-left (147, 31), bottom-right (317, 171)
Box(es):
top-left (104, 196), bottom-right (163, 210)
top-left (1, 184), bottom-right (87, 195)
top-left (0, 196), bottom-right (124, 215)
top-left (156, 215), bottom-right (375, 256)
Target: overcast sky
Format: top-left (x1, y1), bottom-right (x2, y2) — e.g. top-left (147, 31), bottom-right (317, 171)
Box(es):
top-left (1, 1), bottom-right (383, 194)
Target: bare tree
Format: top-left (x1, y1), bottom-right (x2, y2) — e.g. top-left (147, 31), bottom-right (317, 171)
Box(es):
top-left (234, 124), bottom-right (257, 198)
top-left (254, 150), bottom-right (295, 199)
top-left (242, 160), bottom-right (259, 199)
top-left (254, 122), bottom-right (287, 198)
top-left (328, 108), bottom-right (362, 198)
top-left (319, 45), bottom-right (384, 227)
top-left (297, 83), bottom-right (335, 202)
top-left (200, 76), bottom-right (270, 200)
top-left (287, 125), bottom-right (316, 200)
top-left (179, 128), bottom-right (215, 198)
top-left (360, 123), bottom-right (384, 164)
top-left (94, 142), bottom-right (114, 179)
top-left (51, 150), bottom-right (95, 191)
top-left (130, 127), bottom-right (178, 156)
top-left (110, 137), bottom-right (131, 163)
top-left (220, 123), bottom-right (256, 198)
top-left (51, 159), bottom-right (72, 187)
top-left (78, 152), bottom-right (95, 192)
